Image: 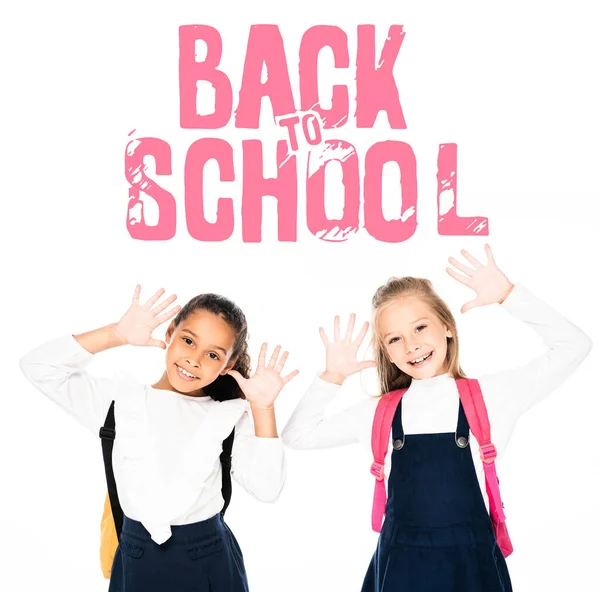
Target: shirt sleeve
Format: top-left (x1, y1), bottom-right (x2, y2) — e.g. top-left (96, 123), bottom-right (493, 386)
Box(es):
top-left (230, 405), bottom-right (287, 503)
top-left (281, 375), bottom-right (377, 450)
top-left (19, 334), bottom-right (118, 434)
top-left (478, 283), bottom-right (593, 423)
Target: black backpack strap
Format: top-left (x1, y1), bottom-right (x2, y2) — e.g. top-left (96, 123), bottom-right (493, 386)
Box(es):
top-left (99, 401), bottom-right (124, 540)
top-left (220, 428), bottom-right (235, 516)
top-left (100, 402), bottom-right (235, 531)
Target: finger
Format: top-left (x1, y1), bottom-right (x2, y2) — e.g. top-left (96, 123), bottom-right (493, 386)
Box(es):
top-left (268, 345), bottom-right (282, 368)
top-left (146, 338), bottom-right (166, 349)
top-left (257, 342), bottom-right (268, 368)
top-left (357, 360), bottom-right (378, 371)
top-left (460, 249), bottom-right (483, 269)
top-left (131, 284), bottom-right (141, 306)
top-left (446, 267), bottom-right (471, 287)
top-left (333, 315), bottom-right (341, 341)
top-left (448, 256), bottom-right (476, 277)
top-left (155, 305), bottom-right (181, 325)
top-left (484, 243), bottom-right (496, 266)
top-left (345, 313), bottom-right (356, 342)
top-left (319, 327), bottom-right (331, 346)
top-left (352, 321), bottom-right (370, 347)
top-left (144, 288), bottom-right (166, 309)
top-left (152, 293), bottom-right (178, 315)
top-left (274, 351), bottom-right (289, 373)
top-left (282, 369), bottom-right (300, 384)
top-left (227, 369), bottom-right (245, 387)
top-left (461, 299), bottom-right (481, 314)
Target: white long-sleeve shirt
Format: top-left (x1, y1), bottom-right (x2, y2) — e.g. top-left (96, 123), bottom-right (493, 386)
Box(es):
top-left (20, 335), bottom-right (286, 544)
top-left (282, 284), bottom-right (592, 505)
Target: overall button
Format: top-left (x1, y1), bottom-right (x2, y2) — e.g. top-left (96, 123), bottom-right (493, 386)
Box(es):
top-left (456, 436), bottom-right (469, 448)
top-left (393, 439), bottom-right (404, 450)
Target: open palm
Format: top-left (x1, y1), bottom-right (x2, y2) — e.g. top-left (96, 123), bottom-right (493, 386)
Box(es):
top-left (114, 285), bottom-right (180, 348)
top-left (228, 344), bottom-right (298, 408)
top-left (446, 245), bottom-right (514, 313)
top-left (320, 314), bottom-right (377, 381)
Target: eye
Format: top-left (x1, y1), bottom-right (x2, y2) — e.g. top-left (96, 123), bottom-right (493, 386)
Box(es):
top-left (388, 336), bottom-right (401, 344)
top-left (415, 325), bottom-right (427, 332)
top-left (183, 337), bottom-right (193, 346)
top-left (208, 352), bottom-right (220, 361)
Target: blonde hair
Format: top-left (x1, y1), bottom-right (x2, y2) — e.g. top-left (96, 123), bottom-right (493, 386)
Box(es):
top-left (371, 277), bottom-right (466, 395)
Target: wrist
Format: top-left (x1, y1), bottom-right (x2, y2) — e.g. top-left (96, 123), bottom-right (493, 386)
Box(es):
top-left (320, 370), bottom-right (346, 385)
top-left (249, 401), bottom-right (275, 411)
top-left (498, 282), bottom-right (515, 305)
top-left (110, 323), bottom-right (129, 347)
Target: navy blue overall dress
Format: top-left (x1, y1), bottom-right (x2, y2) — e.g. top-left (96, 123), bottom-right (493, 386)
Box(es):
top-left (362, 399), bottom-right (512, 592)
top-left (108, 514), bottom-right (249, 592)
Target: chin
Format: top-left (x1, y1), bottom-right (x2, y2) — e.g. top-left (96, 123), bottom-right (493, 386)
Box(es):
top-left (168, 372), bottom-right (202, 392)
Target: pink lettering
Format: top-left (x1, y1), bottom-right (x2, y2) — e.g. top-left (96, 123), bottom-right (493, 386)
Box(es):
top-left (356, 25), bottom-right (406, 129)
top-left (299, 26), bottom-right (350, 128)
top-left (236, 26), bottom-right (296, 128)
top-left (125, 138), bottom-right (176, 240)
top-left (437, 144), bottom-right (488, 235)
top-left (241, 140), bottom-right (298, 241)
top-left (364, 141), bottom-right (417, 242)
top-left (179, 25), bottom-right (232, 129)
top-left (185, 139), bottom-right (235, 241)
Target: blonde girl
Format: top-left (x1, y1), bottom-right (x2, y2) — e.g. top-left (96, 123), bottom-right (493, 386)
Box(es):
top-left (282, 246), bottom-right (592, 592)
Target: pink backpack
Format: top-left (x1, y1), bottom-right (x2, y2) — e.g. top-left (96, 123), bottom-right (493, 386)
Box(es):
top-left (369, 378), bottom-right (513, 558)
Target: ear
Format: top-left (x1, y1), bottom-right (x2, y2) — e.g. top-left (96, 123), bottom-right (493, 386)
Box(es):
top-left (165, 321), bottom-right (176, 345)
top-left (219, 357), bottom-right (238, 376)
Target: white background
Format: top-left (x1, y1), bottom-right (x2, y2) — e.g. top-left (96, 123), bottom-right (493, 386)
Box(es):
top-left (1, 1), bottom-right (599, 590)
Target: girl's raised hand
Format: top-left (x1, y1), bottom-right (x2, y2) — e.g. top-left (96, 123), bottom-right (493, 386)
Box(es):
top-left (319, 314), bottom-right (377, 384)
top-left (114, 285), bottom-right (181, 348)
top-left (446, 245), bottom-right (514, 313)
top-left (228, 344), bottom-right (299, 409)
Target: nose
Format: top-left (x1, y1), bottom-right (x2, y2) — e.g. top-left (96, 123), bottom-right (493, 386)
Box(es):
top-left (404, 336), bottom-right (420, 355)
top-left (185, 356), bottom-right (202, 369)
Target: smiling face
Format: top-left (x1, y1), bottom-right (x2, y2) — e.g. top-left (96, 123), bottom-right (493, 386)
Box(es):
top-left (377, 295), bottom-right (453, 380)
top-left (156, 309), bottom-right (238, 396)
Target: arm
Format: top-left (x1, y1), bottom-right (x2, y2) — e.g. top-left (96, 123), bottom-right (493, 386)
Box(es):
top-left (447, 245), bottom-right (592, 419)
top-left (20, 333), bottom-right (120, 434)
top-left (282, 314), bottom-right (378, 449)
top-left (480, 283), bottom-right (592, 418)
top-left (226, 343), bottom-right (298, 500)
top-left (281, 375), bottom-right (377, 449)
top-left (19, 286), bottom-right (180, 433)
top-left (230, 408), bottom-right (286, 502)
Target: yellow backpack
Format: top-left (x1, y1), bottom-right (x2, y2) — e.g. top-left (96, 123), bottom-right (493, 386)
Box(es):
top-left (100, 494), bottom-right (118, 578)
top-left (99, 401), bottom-right (235, 578)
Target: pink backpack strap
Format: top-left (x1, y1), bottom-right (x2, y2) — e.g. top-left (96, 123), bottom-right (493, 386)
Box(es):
top-left (370, 388), bottom-right (407, 532)
top-left (456, 378), bottom-right (513, 557)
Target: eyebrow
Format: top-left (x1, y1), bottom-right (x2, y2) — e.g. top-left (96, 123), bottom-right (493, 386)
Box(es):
top-left (382, 318), bottom-right (429, 339)
top-left (181, 329), bottom-right (228, 355)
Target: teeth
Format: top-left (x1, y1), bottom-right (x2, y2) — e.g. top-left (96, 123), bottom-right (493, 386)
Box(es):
top-left (410, 353), bottom-right (432, 365)
top-left (179, 367), bottom-right (197, 378)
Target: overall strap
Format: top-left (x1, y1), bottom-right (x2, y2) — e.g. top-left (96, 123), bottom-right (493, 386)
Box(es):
top-left (370, 388), bottom-right (407, 532)
top-left (99, 401), bottom-right (123, 540)
top-left (455, 400), bottom-right (470, 446)
top-left (391, 399), bottom-right (404, 440)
